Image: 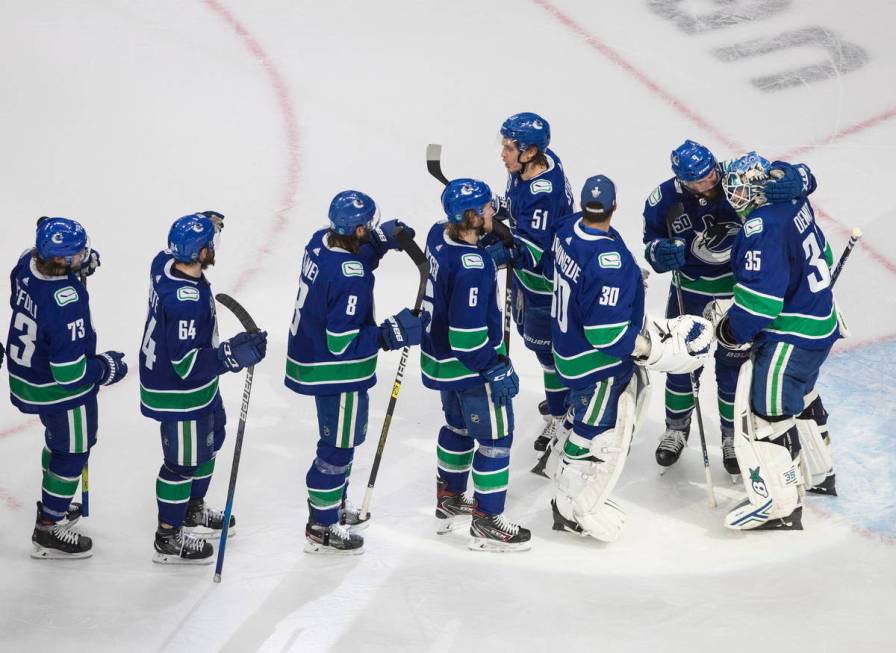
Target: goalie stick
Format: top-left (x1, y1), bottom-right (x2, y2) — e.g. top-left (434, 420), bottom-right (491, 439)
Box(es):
top-left (359, 229), bottom-right (430, 520)
top-left (212, 293), bottom-right (260, 583)
top-left (831, 227), bottom-right (862, 288)
top-left (666, 204), bottom-right (717, 508)
top-left (426, 143), bottom-right (515, 353)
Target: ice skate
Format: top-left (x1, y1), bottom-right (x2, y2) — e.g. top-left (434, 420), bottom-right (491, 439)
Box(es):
top-left (533, 415), bottom-right (562, 453)
top-left (808, 473), bottom-right (837, 496)
top-left (435, 477), bottom-right (476, 534)
top-left (722, 433), bottom-right (740, 479)
top-left (184, 498), bottom-right (235, 539)
top-left (339, 498), bottom-right (371, 531)
top-left (153, 525), bottom-right (214, 564)
top-left (304, 519), bottom-right (364, 555)
top-left (468, 509), bottom-right (531, 552)
top-left (656, 427), bottom-right (688, 468)
top-left (31, 503), bottom-right (92, 559)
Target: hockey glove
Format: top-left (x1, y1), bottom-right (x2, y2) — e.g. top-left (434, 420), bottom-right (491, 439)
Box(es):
top-left (646, 238), bottom-right (686, 273)
top-left (369, 219), bottom-right (415, 257)
top-left (218, 330), bottom-right (268, 372)
top-left (484, 239), bottom-right (524, 269)
top-left (481, 356), bottom-right (519, 406)
top-left (715, 317), bottom-right (751, 352)
top-left (763, 163), bottom-right (803, 203)
top-left (492, 195), bottom-right (511, 221)
top-left (199, 211), bottom-right (225, 233)
top-left (378, 308), bottom-right (429, 351)
top-left (80, 250), bottom-right (101, 277)
top-left (95, 351), bottom-right (128, 386)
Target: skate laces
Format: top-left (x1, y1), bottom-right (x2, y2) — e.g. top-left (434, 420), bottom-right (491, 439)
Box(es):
top-left (658, 429), bottom-right (686, 451)
top-left (178, 530), bottom-right (206, 553)
top-left (493, 514), bottom-right (520, 535)
top-left (722, 437), bottom-right (736, 458)
top-left (328, 522), bottom-right (352, 541)
top-left (52, 524), bottom-right (81, 545)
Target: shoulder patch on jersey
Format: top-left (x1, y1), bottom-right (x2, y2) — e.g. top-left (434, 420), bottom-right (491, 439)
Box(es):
top-left (177, 287), bottom-right (201, 302)
top-left (461, 253), bottom-right (484, 270)
top-left (598, 252), bottom-right (622, 269)
top-left (530, 179), bottom-right (553, 195)
top-left (648, 186), bottom-right (662, 207)
top-left (54, 286), bottom-right (78, 307)
top-left (744, 217), bottom-right (764, 237)
top-left (341, 261), bottom-right (364, 277)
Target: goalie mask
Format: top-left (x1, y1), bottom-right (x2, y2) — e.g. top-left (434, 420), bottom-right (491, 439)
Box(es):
top-left (721, 152), bottom-right (771, 218)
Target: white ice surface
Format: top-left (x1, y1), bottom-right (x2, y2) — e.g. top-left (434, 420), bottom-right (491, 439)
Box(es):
top-left (1, 2), bottom-right (894, 651)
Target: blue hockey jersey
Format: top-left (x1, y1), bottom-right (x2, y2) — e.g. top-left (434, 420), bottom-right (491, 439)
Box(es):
top-left (727, 199), bottom-right (840, 350)
top-left (550, 216), bottom-right (644, 389)
top-left (420, 222), bottom-right (505, 391)
top-left (139, 251), bottom-right (223, 421)
top-left (506, 148), bottom-right (574, 305)
top-left (285, 228), bottom-right (380, 396)
top-left (5, 251), bottom-right (99, 414)
top-left (642, 177), bottom-right (743, 298)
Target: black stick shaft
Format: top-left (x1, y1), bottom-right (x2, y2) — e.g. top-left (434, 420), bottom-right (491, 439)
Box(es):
top-left (831, 228), bottom-right (862, 289)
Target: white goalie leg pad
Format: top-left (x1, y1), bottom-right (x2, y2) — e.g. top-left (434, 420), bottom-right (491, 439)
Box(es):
top-left (552, 375), bottom-right (637, 542)
top-left (796, 390), bottom-right (834, 488)
top-left (725, 361), bottom-right (802, 530)
top-left (543, 418), bottom-right (571, 480)
top-left (632, 365), bottom-right (652, 437)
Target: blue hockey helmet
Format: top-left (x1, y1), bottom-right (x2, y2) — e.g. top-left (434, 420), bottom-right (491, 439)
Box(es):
top-left (500, 112), bottom-right (550, 152)
top-left (670, 139), bottom-right (718, 182)
top-left (441, 178), bottom-right (494, 224)
top-left (35, 217), bottom-right (89, 264)
top-left (168, 213), bottom-right (216, 263)
top-left (721, 152), bottom-right (771, 217)
top-left (328, 190), bottom-right (378, 235)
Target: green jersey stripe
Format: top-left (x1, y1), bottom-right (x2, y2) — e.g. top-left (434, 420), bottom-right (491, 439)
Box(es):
top-left (285, 354), bottom-right (378, 386)
top-left (421, 343), bottom-right (506, 383)
top-left (448, 326), bottom-right (489, 352)
top-left (584, 322), bottom-right (628, 348)
top-left (552, 347), bottom-right (621, 380)
top-left (513, 268), bottom-right (553, 294)
top-left (675, 271), bottom-right (735, 296)
top-left (171, 349), bottom-right (198, 380)
top-left (140, 378), bottom-right (219, 413)
top-left (733, 283), bottom-right (784, 320)
top-left (49, 355), bottom-right (87, 385)
top-left (9, 373), bottom-right (94, 407)
top-left (326, 329), bottom-right (360, 356)
top-left (766, 307), bottom-right (839, 339)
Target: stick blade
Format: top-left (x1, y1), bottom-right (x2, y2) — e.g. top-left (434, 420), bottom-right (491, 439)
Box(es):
top-left (426, 143), bottom-right (450, 186)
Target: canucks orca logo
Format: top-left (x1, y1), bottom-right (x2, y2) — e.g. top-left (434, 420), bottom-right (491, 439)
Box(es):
top-left (749, 466), bottom-right (769, 498)
top-left (690, 213), bottom-right (740, 265)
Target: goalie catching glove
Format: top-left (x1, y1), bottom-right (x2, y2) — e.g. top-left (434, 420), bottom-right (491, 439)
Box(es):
top-left (703, 298), bottom-right (751, 351)
top-left (633, 315), bottom-right (713, 374)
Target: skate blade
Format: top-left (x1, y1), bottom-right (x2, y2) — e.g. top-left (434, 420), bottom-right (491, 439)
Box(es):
top-left (436, 514), bottom-right (471, 535)
top-left (184, 525), bottom-right (235, 540)
top-left (468, 537), bottom-right (531, 553)
top-left (31, 544), bottom-right (92, 560)
top-left (303, 540), bottom-right (364, 556)
top-left (152, 551), bottom-right (214, 565)
top-left (342, 520), bottom-right (371, 532)
top-left (729, 473), bottom-right (741, 485)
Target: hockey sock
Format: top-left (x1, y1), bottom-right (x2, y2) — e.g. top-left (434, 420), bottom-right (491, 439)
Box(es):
top-left (665, 373), bottom-right (694, 429)
top-left (537, 353), bottom-right (569, 417)
top-left (41, 446), bottom-right (51, 474)
top-left (189, 455), bottom-right (216, 500)
top-left (436, 426), bottom-right (473, 493)
top-left (306, 443), bottom-right (353, 526)
top-left (472, 435), bottom-right (512, 514)
top-left (41, 450), bottom-right (88, 521)
top-left (718, 390), bottom-right (735, 435)
top-left (156, 462), bottom-right (195, 527)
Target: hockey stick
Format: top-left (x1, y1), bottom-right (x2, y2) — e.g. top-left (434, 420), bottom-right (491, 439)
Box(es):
top-left (359, 229), bottom-right (430, 521)
top-left (212, 293), bottom-right (259, 583)
top-left (666, 205), bottom-right (717, 508)
top-left (830, 228), bottom-right (862, 288)
top-left (426, 143), bottom-right (514, 352)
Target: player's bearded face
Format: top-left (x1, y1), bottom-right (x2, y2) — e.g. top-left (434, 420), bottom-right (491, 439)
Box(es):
top-left (200, 247), bottom-right (216, 269)
top-left (685, 168), bottom-right (720, 197)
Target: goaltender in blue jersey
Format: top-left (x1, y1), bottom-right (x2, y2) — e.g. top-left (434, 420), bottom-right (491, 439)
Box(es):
top-left (708, 153), bottom-right (841, 532)
top-left (547, 176), bottom-right (713, 543)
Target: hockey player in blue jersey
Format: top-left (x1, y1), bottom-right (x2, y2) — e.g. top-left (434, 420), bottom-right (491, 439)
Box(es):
top-left (706, 152), bottom-right (840, 530)
top-left (497, 112), bottom-right (575, 452)
top-left (643, 139), bottom-right (817, 474)
top-left (547, 176), bottom-right (713, 542)
top-left (421, 178), bottom-right (531, 551)
top-left (286, 190), bottom-right (427, 555)
top-left (6, 218), bottom-right (127, 558)
top-left (140, 213), bottom-right (268, 563)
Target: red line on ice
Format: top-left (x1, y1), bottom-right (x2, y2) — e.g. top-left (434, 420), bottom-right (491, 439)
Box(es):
top-left (531, 0), bottom-right (896, 277)
top-left (202, 0), bottom-right (301, 294)
top-left (778, 104), bottom-right (896, 160)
